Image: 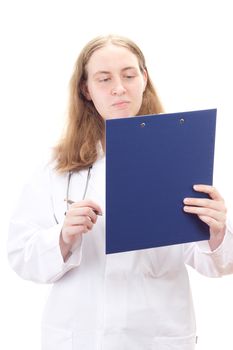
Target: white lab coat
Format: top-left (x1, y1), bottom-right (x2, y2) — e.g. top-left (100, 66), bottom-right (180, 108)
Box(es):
top-left (7, 155), bottom-right (233, 350)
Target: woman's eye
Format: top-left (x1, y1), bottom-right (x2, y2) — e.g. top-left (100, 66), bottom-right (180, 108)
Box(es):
top-left (99, 77), bottom-right (110, 82)
top-left (124, 75), bottom-right (135, 79)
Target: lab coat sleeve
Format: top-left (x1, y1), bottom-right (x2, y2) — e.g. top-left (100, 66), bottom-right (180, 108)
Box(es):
top-left (183, 219), bottom-right (233, 277)
top-left (7, 163), bottom-right (83, 284)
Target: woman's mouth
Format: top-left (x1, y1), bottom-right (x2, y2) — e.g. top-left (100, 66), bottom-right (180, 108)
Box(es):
top-left (112, 100), bottom-right (130, 109)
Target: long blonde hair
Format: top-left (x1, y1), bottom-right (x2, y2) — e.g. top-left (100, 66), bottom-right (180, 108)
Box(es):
top-left (53, 35), bottom-right (164, 172)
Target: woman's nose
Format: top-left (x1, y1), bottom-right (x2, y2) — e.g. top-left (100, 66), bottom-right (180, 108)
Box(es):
top-left (111, 79), bottom-right (126, 96)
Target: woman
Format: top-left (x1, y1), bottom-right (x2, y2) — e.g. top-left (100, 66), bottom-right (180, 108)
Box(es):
top-left (8, 35), bottom-right (233, 350)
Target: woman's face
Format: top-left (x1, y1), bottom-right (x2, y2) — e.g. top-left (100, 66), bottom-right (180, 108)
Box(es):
top-left (85, 44), bottom-right (147, 119)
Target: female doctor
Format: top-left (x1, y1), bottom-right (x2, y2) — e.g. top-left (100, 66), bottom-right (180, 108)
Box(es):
top-left (8, 35), bottom-right (233, 350)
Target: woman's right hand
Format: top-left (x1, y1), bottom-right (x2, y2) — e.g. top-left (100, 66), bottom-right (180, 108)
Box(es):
top-left (60, 199), bottom-right (102, 260)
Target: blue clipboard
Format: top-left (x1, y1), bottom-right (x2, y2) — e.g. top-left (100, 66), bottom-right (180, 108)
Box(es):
top-left (105, 109), bottom-right (217, 254)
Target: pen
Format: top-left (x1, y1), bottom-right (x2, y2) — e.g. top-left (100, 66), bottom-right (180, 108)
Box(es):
top-left (64, 199), bottom-right (102, 216)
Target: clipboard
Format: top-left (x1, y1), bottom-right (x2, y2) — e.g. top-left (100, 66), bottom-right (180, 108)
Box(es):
top-left (105, 109), bottom-right (217, 254)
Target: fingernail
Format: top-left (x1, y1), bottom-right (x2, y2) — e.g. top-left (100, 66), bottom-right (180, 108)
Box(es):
top-left (93, 210), bottom-right (102, 216)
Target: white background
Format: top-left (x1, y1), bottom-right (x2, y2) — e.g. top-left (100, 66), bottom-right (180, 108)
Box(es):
top-left (0, 0), bottom-right (233, 349)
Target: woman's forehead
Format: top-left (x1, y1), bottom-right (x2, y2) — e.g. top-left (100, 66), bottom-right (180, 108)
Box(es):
top-left (86, 44), bottom-right (140, 74)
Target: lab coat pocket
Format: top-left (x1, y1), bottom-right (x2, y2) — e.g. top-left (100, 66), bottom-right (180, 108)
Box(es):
top-left (152, 334), bottom-right (197, 350)
top-left (134, 245), bottom-right (183, 278)
top-left (41, 325), bottom-right (73, 350)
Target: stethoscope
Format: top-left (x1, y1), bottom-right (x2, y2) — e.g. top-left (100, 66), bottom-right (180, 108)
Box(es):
top-left (52, 165), bottom-right (93, 224)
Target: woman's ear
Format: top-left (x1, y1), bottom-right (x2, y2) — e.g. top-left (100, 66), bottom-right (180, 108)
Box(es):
top-left (143, 68), bottom-right (148, 92)
top-left (81, 83), bottom-right (92, 101)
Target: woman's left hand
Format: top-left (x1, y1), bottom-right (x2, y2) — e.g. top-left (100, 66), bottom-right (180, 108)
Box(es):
top-left (183, 184), bottom-right (227, 250)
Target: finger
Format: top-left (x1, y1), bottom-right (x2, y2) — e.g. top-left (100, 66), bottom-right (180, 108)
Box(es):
top-left (70, 199), bottom-right (102, 215)
top-left (197, 215), bottom-right (226, 234)
top-left (183, 206), bottom-right (226, 222)
top-left (183, 197), bottom-right (226, 212)
top-left (193, 185), bottom-right (224, 201)
top-left (65, 215), bottom-right (94, 230)
top-left (66, 207), bottom-right (98, 223)
top-left (62, 225), bottom-right (88, 238)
